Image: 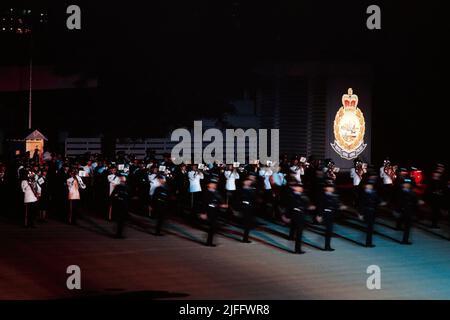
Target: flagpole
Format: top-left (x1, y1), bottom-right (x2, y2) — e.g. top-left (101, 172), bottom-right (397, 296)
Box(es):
top-left (28, 54), bottom-right (32, 130)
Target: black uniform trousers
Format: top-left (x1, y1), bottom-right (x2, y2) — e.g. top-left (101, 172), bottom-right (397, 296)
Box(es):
top-left (324, 214), bottom-right (334, 250)
top-left (291, 213), bottom-right (305, 253)
top-left (206, 210), bottom-right (219, 246)
top-left (24, 201), bottom-right (38, 227)
top-left (241, 206), bottom-right (254, 242)
top-left (68, 199), bottom-right (80, 224)
top-left (400, 211), bottom-right (412, 243)
top-left (364, 211), bottom-right (375, 246)
top-left (113, 202), bottom-right (128, 237)
top-left (430, 194), bottom-right (441, 227)
top-left (154, 205), bottom-right (167, 235)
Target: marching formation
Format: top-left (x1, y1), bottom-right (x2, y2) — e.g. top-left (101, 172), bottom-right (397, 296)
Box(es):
top-left (0, 150), bottom-right (449, 254)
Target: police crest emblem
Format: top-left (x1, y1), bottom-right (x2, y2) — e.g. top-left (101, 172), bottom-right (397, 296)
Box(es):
top-left (330, 88), bottom-right (366, 160)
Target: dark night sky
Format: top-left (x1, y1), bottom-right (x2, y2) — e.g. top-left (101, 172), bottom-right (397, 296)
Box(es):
top-left (0, 0), bottom-right (447, 166)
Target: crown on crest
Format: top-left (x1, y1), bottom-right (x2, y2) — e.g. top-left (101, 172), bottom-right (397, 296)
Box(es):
top-left (342, 88), bottom-right (358, 110)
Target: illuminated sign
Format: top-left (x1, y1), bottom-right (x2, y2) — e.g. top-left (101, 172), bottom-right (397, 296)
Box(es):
top-left (331, 88), bottom-right (366, 160)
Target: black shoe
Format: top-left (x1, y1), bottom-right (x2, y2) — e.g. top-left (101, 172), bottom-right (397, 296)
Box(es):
top-left (430, 225), bottom-right (440, 229)
top-left (154, 232), bottom-right (164, 236)
top-left (401, 241), bottom-right (412, 245)
top-left (206, 243), bottom-right (217, 247)
top-left (242, 239), bottom-right (252, 243)
top-left (294, 250), bottom-right (306, 254)
top-left (114, 235), bottom-right (125, 239)
top-left (366, 244), bottom-right (376, 248)
top-left (324, 247), bottom-right (335, 251)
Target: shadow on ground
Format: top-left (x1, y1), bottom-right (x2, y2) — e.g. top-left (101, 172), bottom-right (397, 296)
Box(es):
top-left (55, 290), bottom-right (190, 300)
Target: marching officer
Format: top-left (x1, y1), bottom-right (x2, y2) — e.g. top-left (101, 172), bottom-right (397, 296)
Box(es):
top-left (425, 171), bottom-right (443, 228)
top-left (358, 179), bottom-right (380, 247)
top-left (173, 163), bottom-right (189, 214)
top-left (111, 176), bottom-right (130, 238)
top-left (151, 175), bottom-right (171, 235)
top-left (445, 179), bottom-right (450, 236)
top-left (317, 181), bottom-right (341, 251)
top-left (397, 178), bottom-right (418, 245)
top-left (202, 177), bottom-right (227, 247)
top-left (239, 175), bottom-right (257, 243)
top-left (286, 182), bottom-right (311, 254)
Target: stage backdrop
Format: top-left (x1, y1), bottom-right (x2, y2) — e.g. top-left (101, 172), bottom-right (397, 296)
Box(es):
top-left (255, 62), bottom-right (372, 170)
top-left (325, 76), bottom-right (372, 170)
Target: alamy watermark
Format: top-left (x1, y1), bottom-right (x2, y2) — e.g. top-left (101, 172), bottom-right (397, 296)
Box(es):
top-left (65, 5), bottom-right (380, 31)
top-left (366, 265), bottom-right (381, 290)
top-left (366, 5), bottom-right (381, 30)
top-left (170, 121), bottom-right (279, 165)
top-left (66, 265), bottom-right (81, 290)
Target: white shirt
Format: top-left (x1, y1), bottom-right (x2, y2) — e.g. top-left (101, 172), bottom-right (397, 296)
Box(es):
top-left (259, 169), bottom-right (273, 190)
top-left (108, 174), bottom-right (121, 195)
top-left (379, 166), bottom-right (393, 185)
top-left (67, 176), bottom-right (86, 200)
top-left (43, 151), bottom-right (52, 162)
top-left (272, 172), bottom-right (286, 186)
top-left (148, 173), bottom-right (161, 196)
top-left (188, 170), bottom-right (203, 193)
top-left (290, 165), bottom-right (304, 183)
top-left (350, 168), bottom-right (362, 186)
top-left (83, 165), bottom-right (94, 177)
top-left (224, 170), bottom-right (239, 191)
top-left (21, 180), bottom-right (40, 204)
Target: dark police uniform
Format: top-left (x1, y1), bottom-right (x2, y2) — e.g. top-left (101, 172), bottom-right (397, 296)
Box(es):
top-left (202, 188), bottom-right (224, 246)
top-left (111, 183), bottom-right (130, 238)
top-left (174, 167), bottom-right (189, 214)
top-left (239, 186), bottom-right (256, 243)
top-left (286, 189), bottom-right (310, 253)
top-left (425, 177), bottom-right (443, 228)
top-left (397, 186), bottom-right (418, 244)
top-left (359, 188), bottom-right (380, 247)
top-left (318, 191), bottom-right (340, 251)
top-left (152, 184), bottom-right (170, 235)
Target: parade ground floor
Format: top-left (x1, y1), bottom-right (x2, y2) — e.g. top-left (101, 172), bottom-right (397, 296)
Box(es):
top-left (1, 207), bottom-right (450, 300)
